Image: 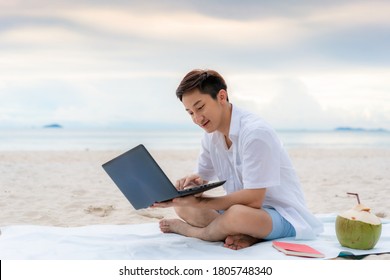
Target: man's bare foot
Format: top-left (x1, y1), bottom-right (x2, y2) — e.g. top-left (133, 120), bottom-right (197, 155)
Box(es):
top-left (159, 219), bottom-right (189, 234)
top-left (224, 234), bottom-right (259, 250)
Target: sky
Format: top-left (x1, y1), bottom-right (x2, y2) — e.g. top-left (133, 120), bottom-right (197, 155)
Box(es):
top-left (0, 0), bottom-right (389, 130)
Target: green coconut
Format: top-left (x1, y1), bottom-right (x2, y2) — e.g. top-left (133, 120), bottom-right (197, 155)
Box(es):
top-left (336, 203), bottom-right (382, 250)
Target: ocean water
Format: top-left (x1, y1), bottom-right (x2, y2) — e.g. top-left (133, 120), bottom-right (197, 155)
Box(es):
top-left (0, 128), bottom-right (389, 151)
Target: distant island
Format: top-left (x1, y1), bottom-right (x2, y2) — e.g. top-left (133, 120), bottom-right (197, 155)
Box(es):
top-left (43, 124), bottom-right (63, 129)
top-left (335, 127), bottom-right (387, 132)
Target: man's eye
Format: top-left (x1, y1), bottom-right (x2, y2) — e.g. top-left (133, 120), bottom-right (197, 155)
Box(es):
top-left (197, 105), bottom-right (204, 110)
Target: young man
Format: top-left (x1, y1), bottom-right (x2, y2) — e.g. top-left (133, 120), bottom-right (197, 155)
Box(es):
top-left (153, 69), bottom-right (323, 250)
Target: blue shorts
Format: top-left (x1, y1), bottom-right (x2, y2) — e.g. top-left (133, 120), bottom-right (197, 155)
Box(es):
top-left (262, 206), bottom-right (296, 240)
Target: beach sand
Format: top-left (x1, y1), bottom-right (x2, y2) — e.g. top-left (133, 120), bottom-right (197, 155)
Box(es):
top-left (0, 148), bottom-right (389, 259)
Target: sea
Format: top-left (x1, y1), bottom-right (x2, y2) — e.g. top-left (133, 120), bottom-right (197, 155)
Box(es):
top-left (0, 128), bottom-right (389, 151)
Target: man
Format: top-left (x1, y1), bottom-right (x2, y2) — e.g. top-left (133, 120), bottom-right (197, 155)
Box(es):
top-left (153, 69), bottom-right (323, 250)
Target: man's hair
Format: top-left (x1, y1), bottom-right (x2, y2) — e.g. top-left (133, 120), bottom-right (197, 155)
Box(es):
top-left (176, 69), bottom-right (228, 101)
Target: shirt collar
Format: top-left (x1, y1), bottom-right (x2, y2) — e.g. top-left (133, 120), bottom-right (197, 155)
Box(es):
top-left (228, 104), bottom-right (241, 140)
top-left (210, 104), bottom-right (241, 146)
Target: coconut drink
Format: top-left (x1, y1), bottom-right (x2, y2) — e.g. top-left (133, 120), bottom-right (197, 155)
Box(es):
top-left (335, 193), bottom-right (382, 250)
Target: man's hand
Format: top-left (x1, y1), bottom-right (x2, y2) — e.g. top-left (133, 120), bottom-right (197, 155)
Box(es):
top-left (175, 174), bottom-right (207, 190)
top-left (172, 195), bottom-right (202, 207)
top-left (151, 195), bottom-right (201, 208)
top-left (151, 174), bottom-right (207, 209)
top-left (151, 200), bottom-right (174, 208)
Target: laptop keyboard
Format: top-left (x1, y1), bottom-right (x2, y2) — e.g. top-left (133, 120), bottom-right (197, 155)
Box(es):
top-left (178, 181), bottom-right (223, 194)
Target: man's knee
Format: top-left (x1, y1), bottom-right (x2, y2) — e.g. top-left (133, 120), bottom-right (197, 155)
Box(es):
top-left (224, 204), bottom-right (248, 218)
top-left (220, 204), bottom-right (268, 233)
top-left (174, 206), bottom-right (190, 220)
top-left (219, 205), bottom-right (248, 230)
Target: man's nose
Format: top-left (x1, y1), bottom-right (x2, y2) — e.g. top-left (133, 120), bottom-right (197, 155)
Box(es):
top-left (193, 112), bottom-right (203, 124)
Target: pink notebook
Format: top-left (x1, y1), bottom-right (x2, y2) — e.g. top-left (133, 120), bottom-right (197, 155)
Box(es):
top-left (272, 241), bottom-right (325, 258)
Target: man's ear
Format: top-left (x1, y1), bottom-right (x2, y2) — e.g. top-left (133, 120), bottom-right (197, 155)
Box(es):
top-left (218, 89), bottom-right (228, 102)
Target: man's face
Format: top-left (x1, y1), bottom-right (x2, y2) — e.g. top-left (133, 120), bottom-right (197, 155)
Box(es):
top-left (181, 89), bottom-right (226, 133)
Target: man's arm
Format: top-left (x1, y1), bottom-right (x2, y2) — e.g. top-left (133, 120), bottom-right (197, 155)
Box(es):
top-left (173, 188), bottom-right (266, 211)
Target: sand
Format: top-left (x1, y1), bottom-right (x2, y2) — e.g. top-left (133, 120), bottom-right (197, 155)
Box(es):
top-left (0, 148), bottom-right (389, 259)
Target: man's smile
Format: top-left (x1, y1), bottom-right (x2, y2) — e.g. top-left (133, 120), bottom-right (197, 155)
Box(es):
top-left (200, 120), bottom-right (210, 128)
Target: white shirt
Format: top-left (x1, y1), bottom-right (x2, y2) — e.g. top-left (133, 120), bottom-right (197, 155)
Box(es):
top-left (196, 105), bottom-right (323, 239)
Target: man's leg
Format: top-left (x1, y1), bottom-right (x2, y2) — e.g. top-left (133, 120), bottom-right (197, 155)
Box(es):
top-left (173, 206), bottom-right (220, 227)
top-left (160, 204), bottom-right (273, 249)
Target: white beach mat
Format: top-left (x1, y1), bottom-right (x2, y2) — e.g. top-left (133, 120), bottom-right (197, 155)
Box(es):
top-left (0, 214), bottom-right (389, 260)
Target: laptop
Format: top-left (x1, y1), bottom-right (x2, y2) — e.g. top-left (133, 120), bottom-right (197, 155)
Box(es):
top-left (102, 144), bottom-right (225, 210)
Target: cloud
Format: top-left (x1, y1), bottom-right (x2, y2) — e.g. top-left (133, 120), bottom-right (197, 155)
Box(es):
top-left (0, 0), bottom-right (389, 129)
top-left (230, 76), bottom-right (333, 129)
top-left (229, 73), bottom-right (390, 130)
top-left (2, 1), bottom-right (389, 72)
top-left (23, 6), bottom-right (305, 53)
top-left (0, 74), bottom-right (189, 127)
top-left (1, 26), bottom-right (86, 45)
